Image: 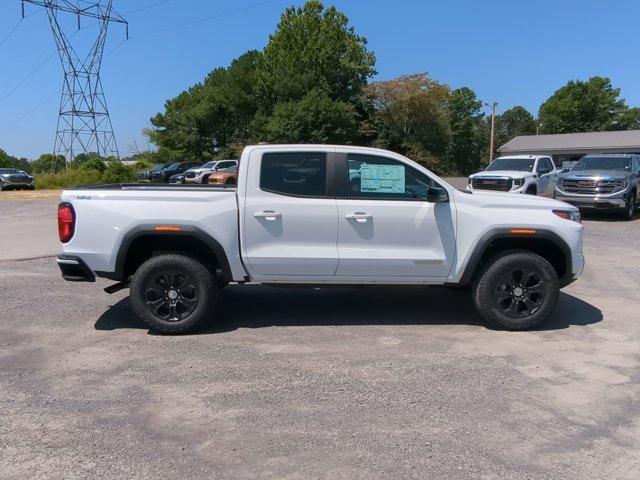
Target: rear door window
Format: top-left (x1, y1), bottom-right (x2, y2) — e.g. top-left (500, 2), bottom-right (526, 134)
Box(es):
top-left (260, 152), bottom-right (327, 197)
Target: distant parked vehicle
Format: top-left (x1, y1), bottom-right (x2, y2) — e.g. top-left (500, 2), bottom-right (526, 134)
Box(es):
top-left (555, 154), bottom-right (640, 220)
top-left (150, 162), bottom-right (201, 183)
top-left (467, 155), bottom-right (558, 197)
top-left (168, 173), bottom-right (187, 184)
top-left (137, 163), bottom-right (170, 182)
top-left (207, 165), bottom-right (238, 185)
top-left (0, 168), bottom-right (35, 191)
top-left (185, 159), bottom-right (238, 184)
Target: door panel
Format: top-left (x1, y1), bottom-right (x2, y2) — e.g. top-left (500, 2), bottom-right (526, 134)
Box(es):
top-left (336, 200), bottom-right (455, 277)
top-left (242, 150), bottom-right (339, 277)
top-left (335, 153), bottom-right (455, 278)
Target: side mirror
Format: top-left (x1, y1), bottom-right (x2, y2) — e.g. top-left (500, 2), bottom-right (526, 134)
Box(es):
top-left (427, 187), bottom-right (448, 203)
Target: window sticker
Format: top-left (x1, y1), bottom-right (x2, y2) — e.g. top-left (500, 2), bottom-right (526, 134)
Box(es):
top-left (360, 164), bottom-right (406, 194)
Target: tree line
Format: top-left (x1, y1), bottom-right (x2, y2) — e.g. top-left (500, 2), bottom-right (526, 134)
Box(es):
top-left (3, 1), bottom-right (640, 176)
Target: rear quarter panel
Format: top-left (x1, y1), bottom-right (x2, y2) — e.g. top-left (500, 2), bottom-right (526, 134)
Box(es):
top-left (60, 188), bottom-right (246, 280)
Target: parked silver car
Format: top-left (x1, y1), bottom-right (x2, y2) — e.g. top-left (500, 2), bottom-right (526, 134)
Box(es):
top-left (0, 168), bottom-right (35, 190)
top-left (555, 154), bottom-right (640, 219)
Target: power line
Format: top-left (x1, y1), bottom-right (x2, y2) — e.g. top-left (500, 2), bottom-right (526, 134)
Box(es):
top-left (0, 92), bottom-right (56, 134)
top-left (125, 0), bottom-right (174, 16)
top-left (0, 20), bottom-right (22, 48)
top-left (130, 0), bottom-right (282, 39)
top-left (0, 50), bottom-right (56, 104)
top-left (0, 7), bottom-right (43, 48)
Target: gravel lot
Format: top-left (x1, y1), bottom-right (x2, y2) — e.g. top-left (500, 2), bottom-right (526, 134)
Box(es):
top-left (1, 191), bottom-right (639, 479)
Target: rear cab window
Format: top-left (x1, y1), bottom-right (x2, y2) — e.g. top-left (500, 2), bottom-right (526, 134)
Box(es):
top-left (260, 152), bottom-right (328, 197)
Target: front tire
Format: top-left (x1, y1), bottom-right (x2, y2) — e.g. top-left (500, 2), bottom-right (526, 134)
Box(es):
top-left (622, 191), bottom-right (636, 220)
top-left (130, 254), bottom-right (218, 333)
top-left (472, 252), bottom-right (559, 330)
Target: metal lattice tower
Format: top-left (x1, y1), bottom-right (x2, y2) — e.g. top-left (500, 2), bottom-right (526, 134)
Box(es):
top-left (22, 1), bottom-right (127, 161)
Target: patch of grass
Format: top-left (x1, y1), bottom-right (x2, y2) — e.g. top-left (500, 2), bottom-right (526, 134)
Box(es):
top-left (34, 162), bottom-right (138, 190)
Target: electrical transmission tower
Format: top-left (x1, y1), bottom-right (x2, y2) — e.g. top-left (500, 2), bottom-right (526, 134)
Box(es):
top-left (22, 1), bottom-right (127, 161)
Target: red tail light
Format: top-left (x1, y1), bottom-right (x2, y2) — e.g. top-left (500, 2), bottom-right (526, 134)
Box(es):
top-left (58, 202), bottom-right (75, 243)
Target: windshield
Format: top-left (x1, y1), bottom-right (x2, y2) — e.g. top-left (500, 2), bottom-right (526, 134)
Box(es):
top-left (0, 168), bottom-right (20, 174)
top-left (151, 164), bottom-right (166, 172)
top-left (166, 163), bottom-right (180, 171)
top-left (202, 161), bottom-right (216, 169)
top-left (485, 158), bottom-right (534, 172)
top-left (572, 156), bottom-right (631, 172)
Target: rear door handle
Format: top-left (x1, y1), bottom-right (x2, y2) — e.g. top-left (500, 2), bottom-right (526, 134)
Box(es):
top-left (345, 212), bottom-right (373, 223)
top-left (254, 210), bottom-right (281, 221)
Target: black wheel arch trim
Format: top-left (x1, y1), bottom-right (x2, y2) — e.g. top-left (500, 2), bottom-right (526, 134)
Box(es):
top-left (95, 224), bottom-right (233, 282)
top-left (457, 228), bottom-right (573, 286)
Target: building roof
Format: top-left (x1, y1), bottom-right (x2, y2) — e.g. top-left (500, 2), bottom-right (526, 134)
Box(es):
top-left (499, 130), bottom-right (640, 154)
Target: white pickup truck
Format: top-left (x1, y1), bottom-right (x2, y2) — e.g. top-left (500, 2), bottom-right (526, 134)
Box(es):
top-left (468, 155), bottom-right (559, 196)
top-left (56, 145), bottom-right (584, 333)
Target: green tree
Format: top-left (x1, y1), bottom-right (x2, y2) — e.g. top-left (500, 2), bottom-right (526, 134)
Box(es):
top-left (494, 106), bottom-right (537, 154)
top-left (617, 107), bottom-right (640, 130)
top-left (255, 0), bottom-right (376, 113)
top-left (0, 149), bottom-right (16, 168)
top-left (31, 153), bottom-right (66, 173)
top-left (364, 73), bottom-right (450, 171)
top-left (259, 89), bottom-right (358, 143)
top-left (538, 76), bottom-right (627, 133)
top-left (446, 87), bottom-right (487, 175)
top-left (148, 50), bottom-right (261, 159)
top-left (79, 157), bottom-right (107, 172)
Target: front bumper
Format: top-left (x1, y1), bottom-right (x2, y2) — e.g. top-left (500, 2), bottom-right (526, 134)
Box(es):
top-left (555, 187), bottom-right (627, 209)
top-left (1, 180), bottom-right (35, 188)
top-left (57, 255), bottom-right (95, 282)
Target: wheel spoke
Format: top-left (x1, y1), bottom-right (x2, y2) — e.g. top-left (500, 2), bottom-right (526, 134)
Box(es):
top-left (180, 296), bottom-right (197, 308)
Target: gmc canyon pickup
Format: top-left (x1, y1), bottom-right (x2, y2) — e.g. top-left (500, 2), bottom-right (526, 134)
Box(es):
top-left (56, 145), bottom-right (584, 332)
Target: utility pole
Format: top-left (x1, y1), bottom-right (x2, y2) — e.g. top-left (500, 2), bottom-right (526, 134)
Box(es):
top-left (22, 1), bottom-right (127, 162)
top-left (486, 102), bottom-right (498, 164)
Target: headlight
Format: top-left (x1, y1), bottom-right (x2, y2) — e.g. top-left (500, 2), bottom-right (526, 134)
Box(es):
top-left (1, 174), bottom-right (9, 179)
top-left (512, 178), bottom-right (525, 188)
top-left (553, 209), bottom-right (581, 223)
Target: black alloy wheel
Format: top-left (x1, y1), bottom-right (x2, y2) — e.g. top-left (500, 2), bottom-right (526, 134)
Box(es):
top-left (493, 268), bottom-right (545, 318)
top-left (143, 270), bottom-right (198, 322)
top-left (130, 254), bottom-right (218, 333)
top-left (472, 252), bottom-right (559, 330)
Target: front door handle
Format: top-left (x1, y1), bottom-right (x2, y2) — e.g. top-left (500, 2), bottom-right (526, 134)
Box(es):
top-left (254, 210), bottom-right (281, 221)
top-left (345, 212), bottom-right (373, 223)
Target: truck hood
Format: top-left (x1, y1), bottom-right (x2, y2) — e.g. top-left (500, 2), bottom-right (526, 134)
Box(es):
top-left (456, 189), bottom-right (576, 210)
top-left (470, 170), bottom-right (532, 180)
top-left (560, 170), bottom-right (632, 181)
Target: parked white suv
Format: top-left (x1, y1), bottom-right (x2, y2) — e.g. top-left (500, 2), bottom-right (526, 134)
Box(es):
top-left (468, 155), bottom-right (558, 196)
top-left (184, 159), bottom-right (238, 184)
top-left (56, 145), bottom-right (583, 333)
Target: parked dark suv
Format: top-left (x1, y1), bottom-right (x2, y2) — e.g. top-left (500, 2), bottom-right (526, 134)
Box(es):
top-left (150, 162), bottom-right (202, 183)
top-left (555, 154), bottom-right (640, 219)
top-left (137, 163), bottom-right (170, 182)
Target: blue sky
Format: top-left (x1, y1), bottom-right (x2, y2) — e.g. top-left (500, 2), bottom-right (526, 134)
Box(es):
top-left (1, 0), bottom-right (639, 159)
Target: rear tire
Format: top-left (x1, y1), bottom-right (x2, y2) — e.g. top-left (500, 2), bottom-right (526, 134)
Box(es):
top-left (129, 254), bottom-right (218, 333)
top-left (472, 252), bottom-right (559, 330)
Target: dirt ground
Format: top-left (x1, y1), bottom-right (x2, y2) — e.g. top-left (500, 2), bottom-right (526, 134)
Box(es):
top-left (0, 189), bottom-right (62, 200)
top-left (0, 191), bottom-right (639, 479)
